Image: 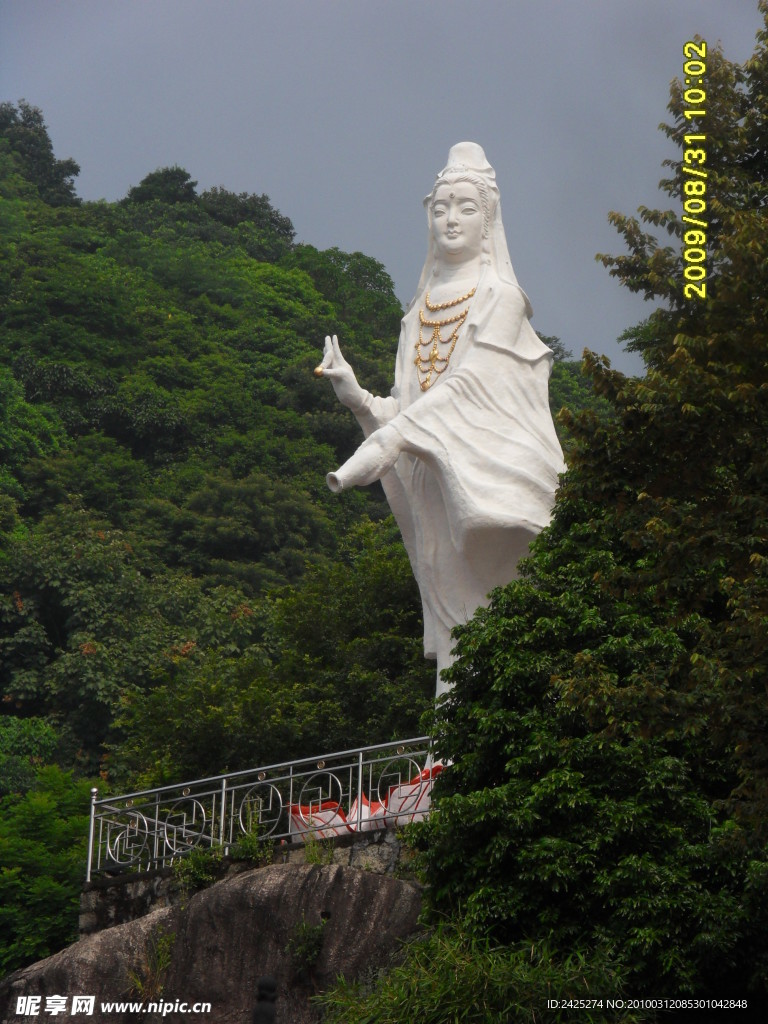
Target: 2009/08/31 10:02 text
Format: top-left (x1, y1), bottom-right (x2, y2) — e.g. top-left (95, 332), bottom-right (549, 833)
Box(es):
top-left (681, 40), bottom-right (707, 300)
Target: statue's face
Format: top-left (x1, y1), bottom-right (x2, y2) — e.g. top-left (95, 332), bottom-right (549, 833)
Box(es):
top-left (431, 181), bottom-right (484, 263)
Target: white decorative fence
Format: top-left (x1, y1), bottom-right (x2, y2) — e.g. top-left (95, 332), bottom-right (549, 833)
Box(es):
top-left (86, 737), bottom-right (440, 880)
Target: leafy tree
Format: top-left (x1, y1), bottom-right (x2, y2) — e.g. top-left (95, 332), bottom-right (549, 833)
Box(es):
top-left (258, 516), bottom-right (434, 754)
top-left (317, 925), bottom-right (648, 1024)
top-left (0, 368), bottom-right (64, 500)
top-left (122, 165), bottom-right (198, 205)
top-left (0, 506), bottom-right (230, 765)
top-left (548, 357), bottom-right (613, 449)
top-left (0, 101), bottom-right (80, 206)
top-left (110, 517), bottom-right (433, 785)
top-left (200, 186), bottom-right (295, 260)
top-left (413, 7), bottom-right (768, 1008)
top-left (0, 766), bottom-right (94, 971)
top-left (0, 717), bottom-right (60, 796)
top-left (282, 244), bottom-right (403, 353)
top-left (536, 331), bottom-right (572, 362)
top-left (200, 185), bottom-right (293, 234)
top-left (17, 433), bottom-right (149, 526)
top-left (0, 130), bottom-right (393, 595)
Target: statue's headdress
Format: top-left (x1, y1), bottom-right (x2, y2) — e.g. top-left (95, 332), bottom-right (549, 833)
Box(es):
top-left (410, 142), bottom-right (532, 317)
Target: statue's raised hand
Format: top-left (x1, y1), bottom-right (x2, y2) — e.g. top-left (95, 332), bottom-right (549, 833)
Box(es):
top-left (315, 335), bottom-right (367, 411)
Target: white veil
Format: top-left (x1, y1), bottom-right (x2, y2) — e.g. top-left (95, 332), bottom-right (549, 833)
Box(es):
top-left (407, 142), bottom-right (533, 319)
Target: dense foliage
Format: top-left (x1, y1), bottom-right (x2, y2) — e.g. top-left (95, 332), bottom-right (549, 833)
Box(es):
top-left (0, 103), bottom-right (417, 972)
top-left (0, 103), bottom-right (427, 778)
top-left (318, 925), bottom-right (649, 1024)
top-left (407, 11), bottom-right (768, 1016)
top-left (0, 767), bottom-right (93, 970)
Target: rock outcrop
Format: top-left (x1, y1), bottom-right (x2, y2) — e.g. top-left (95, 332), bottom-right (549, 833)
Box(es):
top-left (0, 863), bottom-right (424, 1024)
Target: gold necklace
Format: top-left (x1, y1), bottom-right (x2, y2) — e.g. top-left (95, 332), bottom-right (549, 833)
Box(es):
top-left (415, 287), bottom-right (476, 391)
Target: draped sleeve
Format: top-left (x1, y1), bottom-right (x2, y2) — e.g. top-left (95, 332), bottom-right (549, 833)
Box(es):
top-left (343, 271), bottom-right (564, 664)
top-left (378, 276), bottom-right (564, 552)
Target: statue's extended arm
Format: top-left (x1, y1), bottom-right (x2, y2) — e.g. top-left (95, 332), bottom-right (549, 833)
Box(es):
top-left (326, 422), bottom-right (404, 493)
top-left (324, 285), bottom-right (538, 494)
top-left (316, 333), bottom-right (404, 491)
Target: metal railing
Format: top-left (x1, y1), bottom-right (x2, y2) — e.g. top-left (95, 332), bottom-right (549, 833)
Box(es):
top-left (86, 737), bottom-right (436, 880)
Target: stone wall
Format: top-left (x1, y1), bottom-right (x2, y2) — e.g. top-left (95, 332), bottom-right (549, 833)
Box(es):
top-left (80, 827), bottom-right (414, 937)
top-left (3, 861), bottom-right (424, 1024)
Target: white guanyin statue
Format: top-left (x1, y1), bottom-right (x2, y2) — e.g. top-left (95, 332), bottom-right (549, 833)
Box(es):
top-left (317, 142), bottom-right (565, 697)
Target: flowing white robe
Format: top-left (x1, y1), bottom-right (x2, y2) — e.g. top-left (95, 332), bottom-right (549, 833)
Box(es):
top-left (353, 272), bottom-right (565, 674)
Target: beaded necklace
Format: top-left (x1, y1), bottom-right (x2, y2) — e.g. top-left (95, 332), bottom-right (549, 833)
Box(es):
top-left (415, 287), bottom-right (476, 391)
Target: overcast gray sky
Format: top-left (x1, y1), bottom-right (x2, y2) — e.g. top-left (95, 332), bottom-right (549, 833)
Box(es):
top-left (1, 0), bottom-right (762, 375)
